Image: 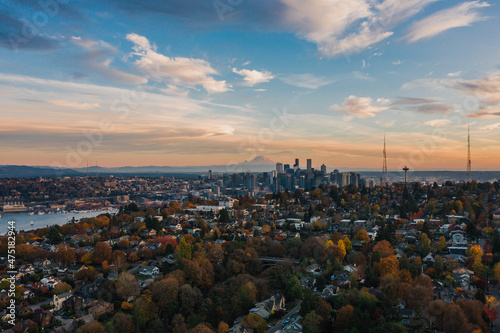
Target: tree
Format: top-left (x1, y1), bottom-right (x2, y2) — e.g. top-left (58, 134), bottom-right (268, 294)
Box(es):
top-left (77, 321), bottom-right (106, 333)
top-left (53, 282), bottom-right (72, 295)
top-left (110, 313), bottom-right (135, 333)
top-left (191, 324), bottom-right (215, 333)
top-left (343, 237), bottom-right (353, 252)
top-left (374, 240), bottom-right (394, 258)
top-left (303, 311), bottom-right (322, 333)
top-left (299, 288), bottom-right (318, 317)
top-left (151, 277), bottom-right (180, 315)
top-left (284, 274), bottom-right (303, 300)
top-left (427, 300), bottom-right (446, 330)
top-left (378, 255), bottom-right (399, 277)
top-left (133, 293), bottom-right (158, 329)
top-left (405, 275), bottom-right (433, 310)
top-left (355, 229), bottom-right (370, 243)
top-left (178, 237), bottom-right (192, 261)
top-left (437, 236), bottom-right (447, 252)
top-left (241, 314), bottom-right (267, 333)
top-left (420, 233), bottom-right (431, 255)
top-left (56, 245), bottom-right (76, 266)
top-left (93, 242), bottom-right (112, 265)
top-left (333, 304), bottom-right (353, 331)
top-left (172, 314), bottom-right (188, 333)
top-left (116, 272), bottom-right (140, 301)
top-left (466, 244), bottom-right (483, 258)
top-left (443, 303), bottom-right (467, 333)
top-left (217, 322), bottom-right (229, 333)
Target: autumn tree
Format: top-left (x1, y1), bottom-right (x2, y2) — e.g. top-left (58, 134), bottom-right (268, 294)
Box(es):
top-left (333, 304), bottom-right (353, 331)
top-left (109, 313), bottom-right (135, 333)
top-left (466, 244), bottom-right (483, 258)
top-left (355, 229), bottom-right (370, 243)
top-left (373, 240), bottom-right (394, 258)
top-left (405, 275), bottom-right (433, 310)
top-left (93, 242), bottom-right (112, 265)
top-left (241, 314), bottom-right (267, 333)
top-left (378, 255), bottom-right (399, 277)
top-left (437, 236), bottom-right (447, 252)
top-left (56, 244), bottom-right (76, 266)
top-left (53, 282), bottom-right (72, 295)
top-left (420, 233), bottom-right (431, 255)
top-left (116, 272), bottom-right (140, 301)
top-left (76, 321), bottom-right (106, 333)
top-left (217, 322), bottom-right (229, 333)
top-left (303, 311), bottom-right (322, 333)
top-left (343, 236), bottom-right (353, 252)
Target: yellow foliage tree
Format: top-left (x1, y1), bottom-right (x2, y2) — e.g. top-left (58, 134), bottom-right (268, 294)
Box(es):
top-left (343, 237), bottom-right (353, 252)
top-left (354, 229), bottom-right (370, 243)
top-left (338, 240), bottom-right (347, 259)
top-left (466, 244), bottom-right (483, 258)
top-left (379, 255), bottom-right (399, 277)
top-left (121, 301), bottom-right (133, 310)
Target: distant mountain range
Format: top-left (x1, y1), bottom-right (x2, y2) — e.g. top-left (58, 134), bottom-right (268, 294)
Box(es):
top-left (0, 155), bottom-right (499, 182)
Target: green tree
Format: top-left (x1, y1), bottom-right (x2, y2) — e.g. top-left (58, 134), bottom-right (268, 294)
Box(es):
top-left (299, 288), bottom-right (318, 317)
top-left (284, 274), bottom-right (303, 301)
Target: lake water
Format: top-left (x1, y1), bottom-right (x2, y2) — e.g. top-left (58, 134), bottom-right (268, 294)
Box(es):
top-left (0, 210), bottom-right (116, 235)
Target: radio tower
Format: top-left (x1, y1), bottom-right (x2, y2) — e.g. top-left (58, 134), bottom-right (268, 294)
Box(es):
top-left (467, 124), bottom-right (472, 180)
top-left (382, 133), bottom-right (388, 187)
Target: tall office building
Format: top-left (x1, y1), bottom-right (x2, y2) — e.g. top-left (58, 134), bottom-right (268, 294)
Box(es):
top-left (276, 162), bottom-right (283, 174)
top-left (307, 159), bottom-right (312, 172)
top-left (320, 164), bottom-right (327, 175)
top-left (294, 158), bottom-right (299, 167)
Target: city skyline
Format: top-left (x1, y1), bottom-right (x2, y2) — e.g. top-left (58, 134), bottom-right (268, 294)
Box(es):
top-left (1, 1), bottom-right (500, 170)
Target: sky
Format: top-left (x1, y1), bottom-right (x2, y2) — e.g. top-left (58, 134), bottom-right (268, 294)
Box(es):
top-left (0, 0), bottom-right (500, 171)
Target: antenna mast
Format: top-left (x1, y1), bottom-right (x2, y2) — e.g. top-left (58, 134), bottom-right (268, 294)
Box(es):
top-left (382, 133), bottom-right (388, 186)
top-left (467, 125), bottom-right (472, 180)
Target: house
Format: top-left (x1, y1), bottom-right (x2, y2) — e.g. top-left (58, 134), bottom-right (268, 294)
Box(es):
top-left (400, 308), bottom-right (415, 326)
top-left (255, 294), bottom-right (285, 312)
top-left (306, 263), bottom-right (321, 274)
top-left (248, 307), bottom-right (271, 320)
top-left (422, 253), bottom-right (435, 266)
top-left (52, 292), bottom-right (73, 310)
top-left (68, 264), bottom-right (86, 276)
top-left (41, 277), bottom-right (60, 289)
top-left (88, 301), bottom-right (114, 318)
top-left (140, 228), bottom-right (157, 238)
top-left (139, 265), bottom-right (160, 277)
top-left (13, 319), bottom-right (38, 333)
top-left (33, 310), bottom-right (57, 328)
top-left (79, 278), bottom-right (106, 299)
top-left (300, 277), bottom-right (315, 289)
top-left (63, 296), bottom-right (85, 314)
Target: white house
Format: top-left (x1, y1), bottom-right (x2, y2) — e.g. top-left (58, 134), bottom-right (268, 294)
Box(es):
top-left (52, 292), bottom-right (73, 310)
top-left (139, 265), bottom-right (160, 276)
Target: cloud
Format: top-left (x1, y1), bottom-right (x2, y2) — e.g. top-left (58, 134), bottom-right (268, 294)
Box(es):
top-left (126, 33), bottom-right (230, 93)
top-left (478, 123), bottom-right (500, 131)
top-left (405, 1), bottom-right (490, 42)
top-left (391, 97), bottom-right (455, 114)
top-left (448, 71), bottom-right (462, 77)
top-left (45, 100), bottom-right (100, 110)
top-left (280, 0), bottom-right (438, 57)
top-left (454, 73), bottom-right (500, 105)
top-left (71, 36), bottom-right (147, 85)
top-left (423, 119), bottom-right (452, 127)
top-left (281, 73), bottom-right (335, 89)
top-left (467, 106), bottom-right (500, 119)
top-left (232, 68), bottom-right (274, 86)
top-left (331, 95), bottom-right (390, 118)
top-left (392, 60), bottom-right (402, 65)
top-left (375, 120), bottom-right (396, 127)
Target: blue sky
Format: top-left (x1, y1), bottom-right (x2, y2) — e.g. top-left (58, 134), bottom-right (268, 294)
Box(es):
top-left (1, 0), bottom-right (499, 170)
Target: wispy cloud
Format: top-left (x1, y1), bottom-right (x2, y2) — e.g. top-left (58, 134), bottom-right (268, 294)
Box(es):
top-left (423, 119), bottom-right (452, 127)
top-left (391, 97), bottom-right (456, 115)
top-left (71, 36), bottom-right (147, 85)
top-left (280, 0), bottom-right (438, 57)
top-left (232, 68), bottom-right (274, 86)
top-left (281, 73), bottom-right (335, 89)
top-left (478, 122), bottom-right (500, 131)
top-left (45, 100), bottom-right (100, 110)
top-left (331, 95), bottom-right (390, 118)
top-left (467, 106), bottom-right (500, 119)
top-left (126, 33), bottom-right (230, 93)
top-left (405, 1), bottom-right (490, 42)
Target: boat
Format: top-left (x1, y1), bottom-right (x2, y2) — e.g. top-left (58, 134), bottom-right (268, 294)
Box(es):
top-left (28, 212), bottom-right (35, 216)
top-left (30, 221), bottom-right (34, 226)
top-left (37, 211), bottom-right (45, 215)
